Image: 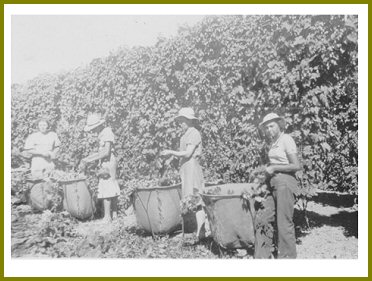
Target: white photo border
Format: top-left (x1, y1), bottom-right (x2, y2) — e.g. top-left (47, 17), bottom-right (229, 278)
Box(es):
top-left (4, 4), bottom-right (368, 277)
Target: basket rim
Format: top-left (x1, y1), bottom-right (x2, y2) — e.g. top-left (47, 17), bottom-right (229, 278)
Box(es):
top-left (136, 182), bottom-right (181, 191)
top-left (58, 177), bottom-right (87, 184)
top-left (25, 178), bottom-right (45, 183)
top-left (201, 183), bottom-right (253, 199)
top-left (200, 193), bottom-right (243, 200)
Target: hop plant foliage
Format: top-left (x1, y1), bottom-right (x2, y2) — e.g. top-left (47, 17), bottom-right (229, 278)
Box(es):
top-left (11, 15), bottom-right (358, 195)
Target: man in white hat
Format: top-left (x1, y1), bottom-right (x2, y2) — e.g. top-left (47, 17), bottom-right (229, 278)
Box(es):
top-left (254, 112), bottom-right (301, 259)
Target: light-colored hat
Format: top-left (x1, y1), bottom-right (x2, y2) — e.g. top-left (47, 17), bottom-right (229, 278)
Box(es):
top-left (259, 113), bottom-right (285, 127)
top-left (84, 113), bottom-right (105, 132)
top-left (175, 107), bottom-right (199, 122)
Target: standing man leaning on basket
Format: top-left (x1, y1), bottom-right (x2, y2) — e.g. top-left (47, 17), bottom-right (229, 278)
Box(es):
top-left (79, 112), bottom-right (120, 223)
top-left (160, 107), bottom-right (209, 240)
top-left (254, 113), bottom-right (301, 259)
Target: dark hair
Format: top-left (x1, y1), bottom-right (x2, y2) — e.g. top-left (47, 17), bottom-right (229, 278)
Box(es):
top-left (94, 121), bottom-right (106, 132)
top-left (276, 119), bottom-right (286, 131)
top-left (192, 119), bottom-right (202, 131)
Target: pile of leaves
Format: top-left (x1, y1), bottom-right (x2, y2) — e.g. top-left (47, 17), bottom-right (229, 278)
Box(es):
top-left (117, 177), bottom-right (181, 214)
top-left (48, 170), bottom-right (86, 183)
top-left (158, 174), bottom-right (181, 187)
top-left (180, 195), bottom-right (202, 215)
top-left (11, 168), bottom-right (30, 204)
top-left (242, 166), bottom-right (270, 204)
top-left (11, 202), bottom-right (219, 258)
top-left (11, 206), bottom-right (82, 258)
top-left (11, 196), bottom-right (357, 259)
top-left (203, 185), bottom-right (222, 195)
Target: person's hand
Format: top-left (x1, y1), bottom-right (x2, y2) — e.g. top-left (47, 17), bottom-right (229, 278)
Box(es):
top-left (78, 164), bottom-right (86, 173)
top-left (50, 152), bottom-right (57, 160)
top-left (41, 151), bottom-right (52, 159)
top-left (21, 151), bottom-right (32, 160)
top-left (265, 166), bottom-right (275, 175)
top-left (78, 159), bottom-right (87, 172)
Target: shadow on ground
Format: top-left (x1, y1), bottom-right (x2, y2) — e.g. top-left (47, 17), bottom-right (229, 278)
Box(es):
top-left (295, 208), bottom-right (358, 239)
top-left (311, 191), bottom-right (357, 208)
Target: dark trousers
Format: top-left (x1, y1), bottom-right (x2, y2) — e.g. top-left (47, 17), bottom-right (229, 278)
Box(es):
top-left (254, 173), bottom-right (298, 259)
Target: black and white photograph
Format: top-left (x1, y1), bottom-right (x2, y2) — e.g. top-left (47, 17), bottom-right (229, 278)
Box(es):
top-left (4, 4), bottom-right (368, 277)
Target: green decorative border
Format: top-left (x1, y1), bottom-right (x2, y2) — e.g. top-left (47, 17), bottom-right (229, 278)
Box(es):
top-left (1, 1), bottom-right (369, 279)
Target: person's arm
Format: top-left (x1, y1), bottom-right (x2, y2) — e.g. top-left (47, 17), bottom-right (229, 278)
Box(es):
top-left (24, 148), bottom-right (47, 157)
top-left (50, 133), bottom-right (61, 160)
top-left (265, 135), bottom-right (302, 175)
top-left (23, 147), bottom-right (51, 158)
top-left (50, 147), bottom-right (60, 160)
top-left (161, 144), bottom-right (197, 159)
top-left (23, 134), bottom-right (53, 158)
top-left (266, 153), bottom-right (301, 175)
top-left (82, 141), bottom-right (111, 164)
top-left (161, 128), bottom-right (201, 159)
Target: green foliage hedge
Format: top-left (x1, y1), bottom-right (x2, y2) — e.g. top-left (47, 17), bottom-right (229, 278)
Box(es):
top-left (11, 15), bottom-right (358, 194)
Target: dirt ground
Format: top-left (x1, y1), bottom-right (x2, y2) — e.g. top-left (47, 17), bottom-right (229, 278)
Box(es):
top-left (295, 201), bottom-right (357, 259)
top-left (11, 193), bottom-right (358, 259)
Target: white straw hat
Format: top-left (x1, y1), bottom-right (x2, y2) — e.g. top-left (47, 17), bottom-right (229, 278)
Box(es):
top-left (175, 107), bottom-right (199, 122)
top-left (84, 113), bottom-right (105, 132)
top-left (259, 113), bottom-right (285, 127)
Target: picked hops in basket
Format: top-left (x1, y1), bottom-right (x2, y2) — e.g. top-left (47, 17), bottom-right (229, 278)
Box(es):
top-left (180, 194), bottom-right (202, 215)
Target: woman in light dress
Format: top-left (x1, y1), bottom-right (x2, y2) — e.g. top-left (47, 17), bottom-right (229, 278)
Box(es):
top-left (80, 113), bottom-right (120, 223)
top-left (161, 107), bottom-right (209, 239)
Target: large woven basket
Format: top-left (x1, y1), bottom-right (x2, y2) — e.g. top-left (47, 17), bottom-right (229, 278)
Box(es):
top-left (133, 183), bottom-right (182, 235)
top-left (201, 183), bottom-right (255, 249)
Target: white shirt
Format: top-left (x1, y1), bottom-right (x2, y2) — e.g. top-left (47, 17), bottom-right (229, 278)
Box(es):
top-left (268, 133), bottom-right (297, 165)
top-left (24, 131), bottom-right (61, 176)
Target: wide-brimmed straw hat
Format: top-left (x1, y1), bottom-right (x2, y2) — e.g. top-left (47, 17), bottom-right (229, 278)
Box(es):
top-left (84, 113), bottom-right (105, 132)
top-left (175, 107), bottom-right (199, 122)
top-left (259, 113), bottom-right (285, 128)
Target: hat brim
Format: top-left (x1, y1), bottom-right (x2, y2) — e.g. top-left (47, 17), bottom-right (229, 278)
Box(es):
top-left (175, 115), bottom-right (199, 122)
top-left (84, 119), bottom-right (105, 132)
top-left (259, 117), bottom-right (285, 128)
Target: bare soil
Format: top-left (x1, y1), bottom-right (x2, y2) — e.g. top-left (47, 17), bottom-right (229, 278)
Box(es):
top-left (11, 194), bottom-right (358, 259)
